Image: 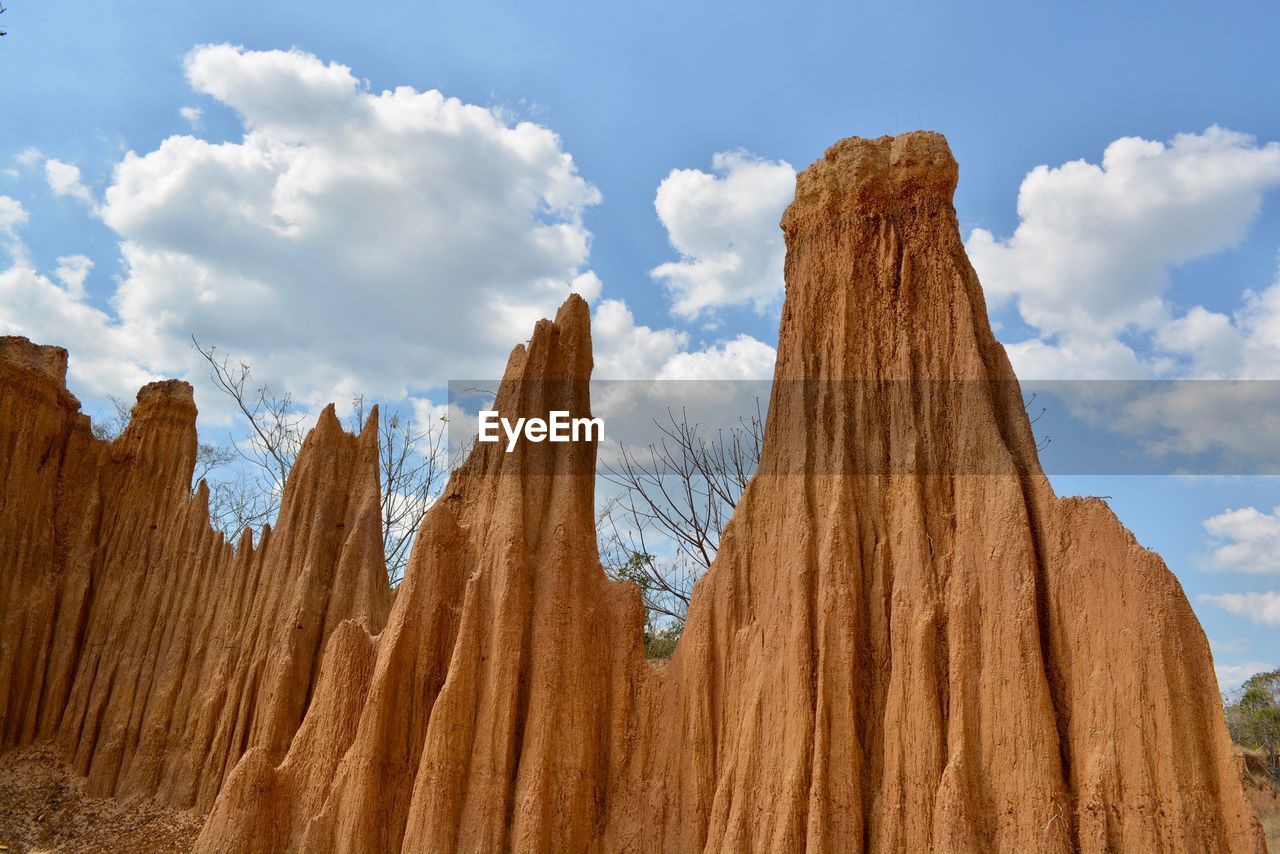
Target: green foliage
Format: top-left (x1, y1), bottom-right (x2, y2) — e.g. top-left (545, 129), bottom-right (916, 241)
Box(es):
top-left (614, 552), bottom-right (657, 591)
top-left (644, 621), bottom-right (683, 661)
top-left (602, 550), bottom-right (686, 658)
top-left (1226, 668), bottom-right (1280, 783)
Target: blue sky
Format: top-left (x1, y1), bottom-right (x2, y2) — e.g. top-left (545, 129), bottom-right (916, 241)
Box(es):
top-left (2, 0), bottom-right (1277, 684)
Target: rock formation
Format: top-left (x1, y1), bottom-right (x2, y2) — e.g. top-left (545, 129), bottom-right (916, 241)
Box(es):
top-left (0, 337), bottom-right (392, 812)
top-left (0, 131), bottom-right (1265, 852)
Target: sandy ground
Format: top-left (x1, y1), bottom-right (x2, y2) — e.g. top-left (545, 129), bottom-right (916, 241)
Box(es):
top-left (0, 744), bottom-right (201, 853)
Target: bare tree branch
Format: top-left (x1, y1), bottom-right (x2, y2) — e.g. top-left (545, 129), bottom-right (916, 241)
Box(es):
top-left (90, 395), bottom-right (133, 441)
top-left (598, 401), bottom-right (763, 635)
top-left (192, 336), bottom-right (303, 498)
top-left (349, 394), bottom-right (450, 586)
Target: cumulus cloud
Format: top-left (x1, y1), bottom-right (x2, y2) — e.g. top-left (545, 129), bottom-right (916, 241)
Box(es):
top-left (0, 196), bottom-right (30, 263)
top-left (656, 334), bottom-right (775, 381)
top-left (0, 195), bottom-right (27, 234)
top-left (1153, 263), bottom-right (1280, 379)
top-left (0, 44), bottom-right (604, 407)
top-left (0, 259), bottom-right (156, 397)
top-left (590, 297), bottom-right (776, 382)
top-left (1214, 659), bottom-right (1277, 691)
top-left (179, 106), bottom-right (203, 129)
top-left (651, 150), bottom-right (795, 320)
top-left (1201, 592), bottom-right (1280, 627)
top-left (591, 299), bottom-right (688, 380)
top-left (15, 148), bottom-right (42, 169)
top-left (53, 255), bottom-right (94, 300)
top-left (968, 127), bottom-right (1280, 379)
top-left (1201, 506), bottom-right (1280, 574)
top-left (45, 159), bottom-right (95, 205)
top-left (1, 45), bottom-right (783, 425)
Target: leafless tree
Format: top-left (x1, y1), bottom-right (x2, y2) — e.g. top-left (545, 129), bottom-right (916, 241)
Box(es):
top-left (192, 337), bottom-right (307, 546)
top-left (598, 402), bottom-right (763, 630)
top-left (195, 442), bottom-right (236, 483)
top-left (192, 338), bottom-right (453, 585)
top-left (193, 337), bottom-right (304, 500)
top-left (348, 394), bottom-right (450, 586)
top-left (597, 495), bottom-right (699, 625)
top-left (90, 395), bottom-right (133, 441)
top-left (206, 471), bottom-right (277, 544)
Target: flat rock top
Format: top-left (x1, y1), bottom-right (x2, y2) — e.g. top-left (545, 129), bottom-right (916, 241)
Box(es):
top-left (784, 131), bottom-right (959, 230)
top-left (137, 379), bottom-right (196, 405)
top-left (0, 335), bottom-right (70, 385)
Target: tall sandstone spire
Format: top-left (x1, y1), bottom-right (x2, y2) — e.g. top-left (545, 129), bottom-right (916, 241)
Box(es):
top-left (0, 131), bottom-right (1264, 852)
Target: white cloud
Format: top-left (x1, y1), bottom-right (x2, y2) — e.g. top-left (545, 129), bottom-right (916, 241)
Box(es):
top-left (45, 159), bottom-right (95, 205)
top-left (1202, 592), bottom-right (1280, 627)
top-left (1214, 659), bottom-right (1276, 691)
top-left (651, 150), bottom-right (795, 320)
top-left (1201, 506), bottom-right (1280, 574)
top-left (568, 271), bottom-right (602, 303)
top-left (1153, 263), bottom-right (1280, 380)
top-left (968, 127), bottom-right (1280, 379)
top-left (180, 106), bottom-right (204, 129)
top-left (53, 255), bottom-right (94, 300)
top-left (1, 44), bottom-right (604, 408)
top-left (2, 45), bottom-right (787, 430)
top-left (656, 334), bottom-right (775, 381)
top-left (409, 395), bottom-right (450, 429)
top-left (15, 148), bottom-right (42, 169)
top-left (591, 299), bottom-right (687, 380)
top-left (0, 196), bottom-right (29, 264)
top-left (1003, 337), bottom-right (1152, 381)
top-left (0, 196), bottom-right (27, 233)
top-left (589, 297), bottom-right (775, 383)
top-left (0, 260), bottom-right (156, 398)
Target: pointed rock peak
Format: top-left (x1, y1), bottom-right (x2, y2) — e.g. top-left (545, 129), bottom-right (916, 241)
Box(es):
top-left (492, 296), bottom-right (594, 404)
top-left (306, 403), bottom-right (345, 444)
top-left (455, 294), bottom-right (597, 479)
top-left (0, 335), bottom-right (70, 386)
top-left (518, 294), bottom-right (593, 384)
top-left (783, 131), bottom-right (958, 233)
top-left (357, 404), bottom-right (379, 446)
top-left (554, 292), bottom-right (591, 332)
top-left (285, 404), bottom-right (356, 493)
top-left (503, 342), bottom-right (529, 377)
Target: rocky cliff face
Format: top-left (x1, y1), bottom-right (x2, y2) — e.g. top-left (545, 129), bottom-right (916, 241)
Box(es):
top-left (598, 133), bottom-right (1264, 852)
top-left (0, 337), bottom-right (392, 812)
top-left (1, 132), bottom-right (1264, 852)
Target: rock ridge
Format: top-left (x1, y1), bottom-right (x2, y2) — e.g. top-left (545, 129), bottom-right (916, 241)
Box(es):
top-left (0, 343), bottom-right (392, 812)
top-left (0, 131), bottom-right (1265, 852)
